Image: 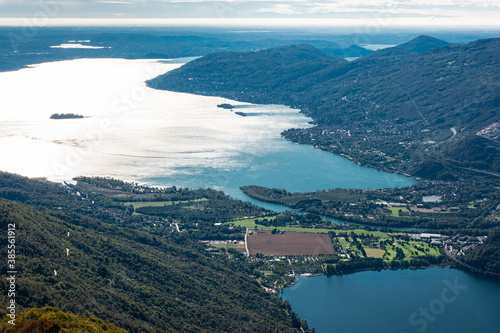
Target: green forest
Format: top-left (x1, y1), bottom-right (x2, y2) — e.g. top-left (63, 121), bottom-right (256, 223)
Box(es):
top-left (0, 174), bottom-right (302, 332)
top-left (0, 307), bottom-right (128, 333)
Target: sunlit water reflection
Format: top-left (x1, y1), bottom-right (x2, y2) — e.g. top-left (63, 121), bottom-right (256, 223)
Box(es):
top-left (0, 58), bottom-right (415, 204)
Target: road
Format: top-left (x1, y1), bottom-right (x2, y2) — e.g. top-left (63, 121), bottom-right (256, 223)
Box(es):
top-left (245, 229), bottom-right (250, 257)
top-left (424, 127), bottom-right (456, 151)
top-left (461, 167), bottom-right (500, 178)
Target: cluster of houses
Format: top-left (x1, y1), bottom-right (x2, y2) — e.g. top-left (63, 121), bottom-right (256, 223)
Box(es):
top-left (443, 234), bottom-right (487, 257)
top-left (409, 232), bottom-right (488, 257)
top-left (409, 233), bottom-right (447, 246)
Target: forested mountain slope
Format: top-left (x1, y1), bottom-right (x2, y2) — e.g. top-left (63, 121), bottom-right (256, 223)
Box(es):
top-left (0, 198), bottom-right (298, 332)
top-left (0, 307), bottom-right (128, 333)
top-left (148, 37), bottom-right (500, 179)
top-left (461, 229), bottom-right (500, 280)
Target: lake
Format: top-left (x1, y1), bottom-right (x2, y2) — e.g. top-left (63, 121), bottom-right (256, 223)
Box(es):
top-left (282, 267), bottom-right (500, 333)
top-left (0, 58), bottom-right (415, 209)
top-left (1, 58), bottom-right (496, 332)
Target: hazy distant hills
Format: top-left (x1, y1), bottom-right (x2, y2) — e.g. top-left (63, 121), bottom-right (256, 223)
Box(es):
top-left (149, 36), bottom-right (500, 179)
top-left (0, 29), bottom-right (369, 72)
top-left (366, 35), bottom-right (451, 58)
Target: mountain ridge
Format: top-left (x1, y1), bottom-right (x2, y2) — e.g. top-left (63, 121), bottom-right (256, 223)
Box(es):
top-left (0, 196), bottom-right (299, 332)
top-left (366, 35), bottom-right (451, 58)
top-left (148, 37), bottom-right (500, 179)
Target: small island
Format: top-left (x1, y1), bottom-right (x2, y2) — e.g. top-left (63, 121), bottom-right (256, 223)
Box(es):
top-left (217, 103), bottom-right (235, 110)
top-left (50, 113), bottom-right (85, 120)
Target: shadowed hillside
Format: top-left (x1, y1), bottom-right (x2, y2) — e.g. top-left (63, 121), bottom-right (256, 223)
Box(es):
top-left (0, 198), bottom-right (299, 332)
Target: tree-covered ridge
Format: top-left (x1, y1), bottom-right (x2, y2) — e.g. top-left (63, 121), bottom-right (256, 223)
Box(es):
top-left (148, 37), bottom-right (500, 179)
top-left (460, 229), bottom-right (500, 280)
top-left (366, 35), bottom-right (451, 58)
top-left (134, 196), bottom-right (264, 223)
top-left (0, 198), bottom-right (299, 332)
top-left (0, 173), bottom-right (269, 230)
top-left (147, 44), bottom-right (345, 104)
top-left (0, 307), bottom-right (128, 333)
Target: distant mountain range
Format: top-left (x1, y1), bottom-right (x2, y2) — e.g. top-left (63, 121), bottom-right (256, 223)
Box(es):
top-left (366, 35), bottom-right (451, 58)
top-left (0, 29), bottom-right (371, 72)
top-left (148, 36), bottom-right (500, 180)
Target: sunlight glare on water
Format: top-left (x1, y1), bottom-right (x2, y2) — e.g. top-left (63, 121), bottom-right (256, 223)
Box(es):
top-left (0, 58), bottom-right (311, 183)
top-left (0, 58), bottom-right (415, 200)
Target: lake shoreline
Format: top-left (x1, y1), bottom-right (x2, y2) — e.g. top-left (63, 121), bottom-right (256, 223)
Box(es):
top-left (281, 266), bottom-right (500, 333)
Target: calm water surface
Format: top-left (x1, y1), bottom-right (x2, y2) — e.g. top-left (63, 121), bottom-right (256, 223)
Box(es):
top-left (282, 267), bottom-right (500, 333)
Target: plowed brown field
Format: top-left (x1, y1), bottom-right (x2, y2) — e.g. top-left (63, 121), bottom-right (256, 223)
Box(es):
top-left (247, 230), bottom-right (335, 256)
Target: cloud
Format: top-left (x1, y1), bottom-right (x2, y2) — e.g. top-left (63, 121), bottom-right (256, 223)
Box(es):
top-left (0, 0), bottom-right (498, 23)
top-left (94, 1), bottom-right (132, 4)
top-left (256, 4), bottom-right (299, 15)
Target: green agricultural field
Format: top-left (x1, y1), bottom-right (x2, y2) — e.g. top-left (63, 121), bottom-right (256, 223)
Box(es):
top-left (231, 218), bottom-right (260, 228)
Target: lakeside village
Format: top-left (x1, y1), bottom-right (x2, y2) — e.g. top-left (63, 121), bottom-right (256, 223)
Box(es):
top-left (201, 229), bottom-right (487, 292)
top-left (62, 177), bottom-right (493, 292)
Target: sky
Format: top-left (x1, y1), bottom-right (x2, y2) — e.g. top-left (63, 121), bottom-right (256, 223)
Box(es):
top-left (0, 0), bottom-right (499, 27)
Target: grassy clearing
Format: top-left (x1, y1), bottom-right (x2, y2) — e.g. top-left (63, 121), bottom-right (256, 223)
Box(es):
top-left (211, 244), bottom-right (244, 249)
top-left (231, 218), bottom-right (259, 228)
top-left (125, 198), bottom-right (207, 209)
top-left (364, 247), bottom-right (385, 258)
top-left (263, 226), bottom-right (332, 233)
top-left (338, 237), bottom-right (351, 249)
top-left (387, 207), bottom-right (410, 217)
top-left (384, 248), bottom-right (397, 260)
top-left (230, 217), bottom-right (398, 238)
top-left (231, 221), bottom-right (333, 234)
